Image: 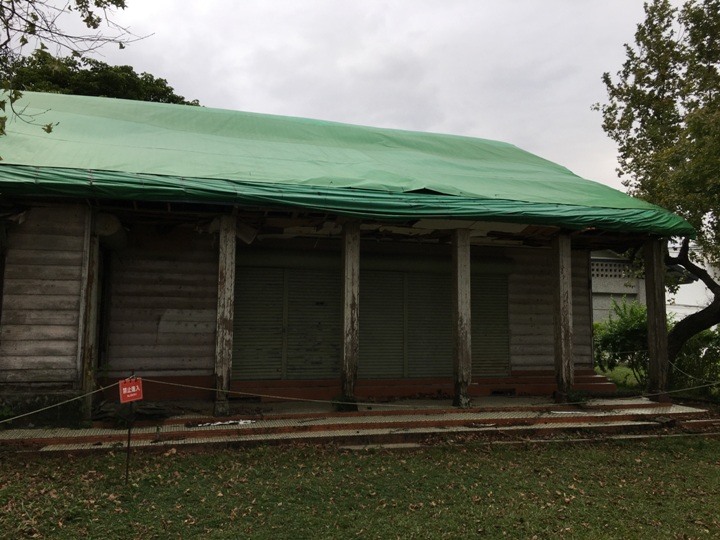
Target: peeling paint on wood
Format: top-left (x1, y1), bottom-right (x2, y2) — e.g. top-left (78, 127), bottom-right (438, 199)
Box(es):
top-left (553, 234), bottom-right (574, 401)
top-left (341, 222), bottom-right (360, 401)
top-left (452, 229), bottom-right (472, 408)
top-left (214, 215), bottom-right (237, 416)
top-left (0, 205), bottom-right (85, 385)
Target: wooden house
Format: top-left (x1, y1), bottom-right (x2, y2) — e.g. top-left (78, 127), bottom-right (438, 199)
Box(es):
top-left (0, 92), bottom-right (693, 414)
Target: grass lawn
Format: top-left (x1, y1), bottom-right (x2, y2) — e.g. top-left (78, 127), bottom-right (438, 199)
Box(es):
top-left (1, 437), bottom-right (719, 539)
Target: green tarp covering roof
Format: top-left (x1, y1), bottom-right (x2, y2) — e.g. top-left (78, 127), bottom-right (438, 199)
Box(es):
top-left (0, 91), bottom-right (694, 236)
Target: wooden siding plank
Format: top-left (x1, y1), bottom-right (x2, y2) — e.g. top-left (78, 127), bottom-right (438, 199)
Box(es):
top-left (108, 331), bottom-right (216, 346)
top-left (111, 283), bottom-right (218, 296)
top-left (6, 233), bottom-right (85, 251)
top-left (4, 265), bottom-right (83, 280)
top-left (0, 340), bottom-right (78, 356)
top-left (5, 249), bottom-right (84, 266)
top-left (107, 357), bottom-right (214, 372)
top-left (1, 356), bottom-right (77, 369)
top-left (2, 294), bottom-right (81, 311)
top-left (1, 325), bottom-right (78, 341)
top-left (0, 310), bottom-right (79, 325)
top-left (104, 226), bottom-right (219, 379)
top-left (110, 296), bottom-right (217, 309)
top-left (108, 344), bottom-right (214, 358)
top-left (0, 369), bottom-right (77, 383)
top-left (111, 260), bottom-right (218, 274)
top-left (3, 279), bottom-right (82, 296)
top-left (109, 308), bottom-right (216, 323)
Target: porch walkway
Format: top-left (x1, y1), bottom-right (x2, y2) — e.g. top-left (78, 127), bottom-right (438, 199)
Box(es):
top-left (0, 396), bottom-right (716, 453)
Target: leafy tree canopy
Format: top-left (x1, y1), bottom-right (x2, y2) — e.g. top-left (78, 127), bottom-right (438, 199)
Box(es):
top-left (597, 0), bottom-right (720, 263)
top-left (8, 50), bottom-right (198, 105)
top-left (597, 0), bottom-right (720, 362)
top-left (0, 0), bottom-right (136, 135)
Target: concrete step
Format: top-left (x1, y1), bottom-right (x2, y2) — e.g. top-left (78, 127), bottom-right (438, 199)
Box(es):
top-left (0, 398), bottom-right (708, 453)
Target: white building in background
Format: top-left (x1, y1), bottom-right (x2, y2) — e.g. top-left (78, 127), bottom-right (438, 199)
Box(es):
top-left (591, 251), bottom-right (646, 322)
top-left (591, 250), bottom-right (711, 323)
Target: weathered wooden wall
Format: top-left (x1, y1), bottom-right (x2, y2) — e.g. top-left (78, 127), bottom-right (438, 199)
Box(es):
top-left (0, 205), bottom-right (88, 386)
top-left (508, 247), bottom-right (592, 370)
top-left (104, 225), bottom-right (217, 378)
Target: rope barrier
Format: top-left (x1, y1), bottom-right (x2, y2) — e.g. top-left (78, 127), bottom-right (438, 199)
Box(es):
top-left (140, 378), bottom-right (446, 411)
top-left (667, 359), bottom-right (720, 386)
top-left (1, 374), bottom-right (718, 426)
top-left (0, 382), bottom-right (119, 426)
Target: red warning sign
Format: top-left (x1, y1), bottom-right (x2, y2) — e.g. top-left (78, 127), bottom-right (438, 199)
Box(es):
top-left (119, 377), bottom-right (144, 404)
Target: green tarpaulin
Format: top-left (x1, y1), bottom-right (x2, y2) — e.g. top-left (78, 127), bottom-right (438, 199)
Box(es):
top-left (0, 91), bottom-right (694, 237)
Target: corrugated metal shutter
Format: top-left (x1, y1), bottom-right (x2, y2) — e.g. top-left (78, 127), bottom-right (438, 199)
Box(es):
top-left (233, 263), bottom-right (341, 380)
top-left (359, 271), bottom-right (405, 378)
top-left (407, 272), bottom-right (453, 377)
top-left (472, 274), bottom-right (510, 376)
top-left (233, 250), bottom-right (510, 381)
top-left (232, 267), bottom-right (284, 379)
top-left (285, 269), bottom-right (341, 379)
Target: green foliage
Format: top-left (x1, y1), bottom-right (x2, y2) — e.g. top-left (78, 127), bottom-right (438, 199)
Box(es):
top-left (594, 299), bottom-right (720, 393)
top-left (0, 0), bottom-right (135, 143)
top-left (8, 50), bottom-right (198, 105)
top-left (670, 327), bottom-right (720, 396)
top-left (596, 0), bottom-right (720, 264)
top-left (594, 300), bottom-right (650, 387)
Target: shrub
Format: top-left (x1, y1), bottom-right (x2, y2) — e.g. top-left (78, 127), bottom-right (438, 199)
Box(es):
top-left (594, 300), bottom-right (650, 387)
top-left (593, 299), bottom-right (720, 395)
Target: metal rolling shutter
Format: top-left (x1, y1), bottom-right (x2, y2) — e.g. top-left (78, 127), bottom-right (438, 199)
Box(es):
top-left (232, 267), bottom-right (284, 379)
top-left (359, 271), bottom-right (405, 378)
top-left (471, 274), bottom-right (510, 376)
top-left (285, 269), bottom-right (342, 379)
top-left (232, 263), bottom-right (341, 380)
top-left (406, 272), bottom-right (453, 377)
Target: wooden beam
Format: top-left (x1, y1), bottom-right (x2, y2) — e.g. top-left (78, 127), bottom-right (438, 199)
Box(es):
top-left (214, 215), bottom-right (237, 416)
top-left (452, 229), bottom-right (472, 408)
top-left (553, 233), bottom-right (574, 402)
top-left (341, 221), bottom-right (360, 409)
top-left (644, 238), bottom-right (669, 401)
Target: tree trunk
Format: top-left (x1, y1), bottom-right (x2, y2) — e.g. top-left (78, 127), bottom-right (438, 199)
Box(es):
top-left (668, 297), bottom-right (720, 362)
top-left (666, 237), bottom-right (720, 363)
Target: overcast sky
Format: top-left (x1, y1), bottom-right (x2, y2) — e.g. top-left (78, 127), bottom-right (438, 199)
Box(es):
top-left (90, 1), bottom-right (663, 191)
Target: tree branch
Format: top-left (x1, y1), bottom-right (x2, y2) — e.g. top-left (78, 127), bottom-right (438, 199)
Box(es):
top-left (666, 237), bottom-right (720, 295)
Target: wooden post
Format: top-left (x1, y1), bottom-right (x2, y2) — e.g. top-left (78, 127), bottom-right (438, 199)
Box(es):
top-left (80, 223), bottom-right (100, 421)
top-left (214, 215), bottom-right (237, 416)
top-left (452, 229), bottom-right (472, 408)
top-left (341, 221), bottom-right (360, 409)
top-left (553, 234), bottom-right (574, 402)
top-left (644, 238), bottom-right (669, 401)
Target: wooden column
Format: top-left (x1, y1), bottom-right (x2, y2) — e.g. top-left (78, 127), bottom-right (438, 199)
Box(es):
top-left (644, 238), bottom-right (669, 401)
top-left (214, 215), bottom-right (237, 416)
top-left (553, 233), bottom-right (574, 402)
top-left (341, 221), bottom-right (360, 408)
top-left (452, 229), bottom-right (472, 408)
top-left (80, 218), bottom-right (100, 421)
